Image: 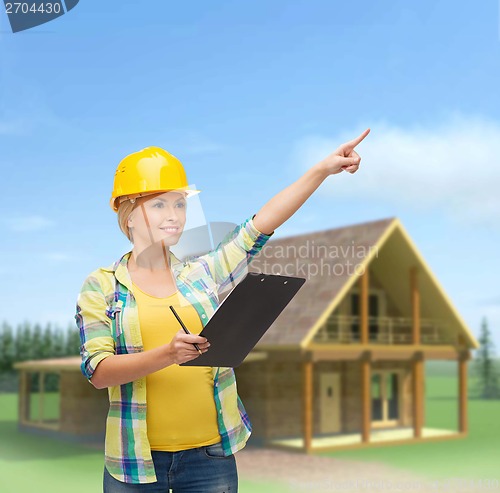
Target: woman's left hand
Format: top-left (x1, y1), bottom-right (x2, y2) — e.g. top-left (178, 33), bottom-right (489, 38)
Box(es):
top-left (317, 128), bottom-right (370, 176)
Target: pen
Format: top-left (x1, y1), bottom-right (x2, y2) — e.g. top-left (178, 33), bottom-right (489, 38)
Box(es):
top-left (169, 305), bottom-right (203, 355)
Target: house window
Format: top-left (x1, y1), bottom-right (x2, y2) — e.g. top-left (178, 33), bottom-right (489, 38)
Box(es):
top-left (387, 373), bottom-right (399, 420)
top-left (326, 311), bottom-right (338, 337)
top-left (371, 373), bottom-right (383, 420)
top-left (21, 371), bottom-right (60, 430)
top-left (369, 294), bottom-right (379, 340)
top-left (351, 293), bottom-right (360, 340)
top-left (351, 293), bottom-right (380, 341)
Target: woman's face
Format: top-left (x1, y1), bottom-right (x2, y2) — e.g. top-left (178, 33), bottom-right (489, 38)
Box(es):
top-left (127, 190), bottom-right (187, 247)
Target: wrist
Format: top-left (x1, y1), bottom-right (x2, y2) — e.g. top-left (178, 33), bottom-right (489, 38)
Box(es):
top-left (313, 161), bottom-right (330, 179)
top-left (162, 343), bottom-right (174, 367)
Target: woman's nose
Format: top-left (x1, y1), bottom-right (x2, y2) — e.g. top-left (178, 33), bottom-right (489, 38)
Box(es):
top-left (164, 207), bottom-right (182, 221)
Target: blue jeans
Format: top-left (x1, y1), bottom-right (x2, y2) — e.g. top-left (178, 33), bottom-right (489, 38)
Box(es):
top-left (103, 442), bottom-right (238, 492)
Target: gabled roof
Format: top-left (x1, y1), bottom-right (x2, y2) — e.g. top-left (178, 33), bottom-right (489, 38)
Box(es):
top-left (248, 217), bottom-right (479, 350)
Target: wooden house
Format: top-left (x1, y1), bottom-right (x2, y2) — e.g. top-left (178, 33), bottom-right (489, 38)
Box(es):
top-left (13, 356), bottom-right (109, 442)
top-left (14, 217), bottom-right (479, 451)
top-left (236, 217), bottom-right (479, 452)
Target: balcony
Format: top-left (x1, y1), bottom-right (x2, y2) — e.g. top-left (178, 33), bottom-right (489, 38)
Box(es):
top-left (312, 315), bottom-right (456, 345)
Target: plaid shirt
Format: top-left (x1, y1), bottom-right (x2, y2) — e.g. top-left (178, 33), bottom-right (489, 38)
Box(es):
top-left (75, 214), bottom-right (273, 484)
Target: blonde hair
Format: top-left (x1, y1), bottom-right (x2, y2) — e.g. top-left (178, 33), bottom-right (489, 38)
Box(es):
top-left (117, 199), bottom-right (136, 243)
top-left (116, 190), bottom-right (188, 243)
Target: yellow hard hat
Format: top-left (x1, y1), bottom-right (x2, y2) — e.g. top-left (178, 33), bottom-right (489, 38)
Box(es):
top-left (110, 146), bottom-right (200, 212)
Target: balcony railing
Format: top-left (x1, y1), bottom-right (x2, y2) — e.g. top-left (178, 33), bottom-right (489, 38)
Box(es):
top-left (312, 315), bottom-right (456, 345)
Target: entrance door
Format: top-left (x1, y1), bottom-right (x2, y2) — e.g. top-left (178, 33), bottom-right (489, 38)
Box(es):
top-left (371, 371), bottom-right (400, 428)
top-left (319, 373), bottom-right (341, 433)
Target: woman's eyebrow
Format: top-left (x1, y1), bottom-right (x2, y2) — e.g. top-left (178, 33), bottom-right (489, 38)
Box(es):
top-left (153, 197), bottom-right (186, 203)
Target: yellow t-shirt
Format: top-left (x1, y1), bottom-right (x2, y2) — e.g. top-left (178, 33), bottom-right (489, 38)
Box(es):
top-left (132, 281), bottom-right (221, 451)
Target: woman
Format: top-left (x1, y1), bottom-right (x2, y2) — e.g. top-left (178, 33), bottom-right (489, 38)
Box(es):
top-left (75, 128), bottom-right (370, 492)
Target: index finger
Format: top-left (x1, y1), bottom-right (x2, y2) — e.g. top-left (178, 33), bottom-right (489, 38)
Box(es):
top-left (184, 334), bottom-right (208, 343)
top-left (343, 128), bottom-right (371, 150)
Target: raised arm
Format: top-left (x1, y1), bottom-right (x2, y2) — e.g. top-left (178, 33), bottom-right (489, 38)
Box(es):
top-left (253, 128), bottom-right (370, 235)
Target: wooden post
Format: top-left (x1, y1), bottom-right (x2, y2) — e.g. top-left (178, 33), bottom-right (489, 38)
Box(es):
top-left (360, 267), bottom-right (369, 344)
top-left (19, 371), bottom-right (31, 423)
top-left (412, 352), bottom-right (424, 438)
top-left (410, 266), bottom-right (420, 345)
top-left (302, 359), bottom-right (313, 452)
top-left (39, 372), bottom-right (45, 424)
top-left (458, 352), bottom-right (468, 433)
top-left (361, 352), bottom-right (371, 443)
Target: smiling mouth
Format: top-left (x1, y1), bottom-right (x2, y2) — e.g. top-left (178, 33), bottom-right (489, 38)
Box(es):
top-left (160, 227), bottom-right (180, 234)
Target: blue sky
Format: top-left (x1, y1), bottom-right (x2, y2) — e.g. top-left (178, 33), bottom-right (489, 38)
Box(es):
top-left (1, 1), bottom-right (499, 350)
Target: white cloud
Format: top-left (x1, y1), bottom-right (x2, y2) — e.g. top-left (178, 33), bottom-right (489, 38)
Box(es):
top-left (293, 113), bottom-right (500, 228)
top-left (4, 215), bottom-right (55, 232)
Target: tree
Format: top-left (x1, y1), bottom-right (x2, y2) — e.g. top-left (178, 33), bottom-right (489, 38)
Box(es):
top-left (473, 317), bottom-right (500, 399)
top-left (32, 323), bottom-right (43, 360)
top-left (0, 322), bottom-right (15, 372)
top-left (65, 322), bottom-right (80, 356)
top-left (52, 326), bottom-right (66, 358)
top-left (41, 323), bottom-right (53, 359)
top-left (16, 321), bottom-right (33, 362)
top-left (0, 322), bottom-right (5, 370)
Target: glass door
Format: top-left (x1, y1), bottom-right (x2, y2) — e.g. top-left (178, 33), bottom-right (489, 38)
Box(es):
top-left (371, 371), bottom-right (400, 427)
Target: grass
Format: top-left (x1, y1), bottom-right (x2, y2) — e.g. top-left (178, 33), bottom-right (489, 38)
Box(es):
top-left (28, 391), bottom-right (60, 421)
top-left (320, 363), bottom-right (500, 483)
top-left (1, 362), bottom-right (499, 492)
top-left (0, 393), bottom-right (287, 493)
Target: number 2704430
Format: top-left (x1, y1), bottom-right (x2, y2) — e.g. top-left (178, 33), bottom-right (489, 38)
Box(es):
top-left (5, 2), bottom-right (62, 14)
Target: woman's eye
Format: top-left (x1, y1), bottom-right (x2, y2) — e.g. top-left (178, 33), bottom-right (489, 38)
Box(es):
top-left (153, 202), bottom-right (163, 208)
top-left (176, 202), bottom-right (186, 209)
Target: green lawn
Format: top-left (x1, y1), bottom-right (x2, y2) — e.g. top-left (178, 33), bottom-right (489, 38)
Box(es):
top-left (321, 367), bottom-right (500, 483)
top-left (0, 393), bottom-right (287, 493)
top-left (28, 391), bottom-right (60, 421)
top-left (1, 364), bottom-right (498, 492)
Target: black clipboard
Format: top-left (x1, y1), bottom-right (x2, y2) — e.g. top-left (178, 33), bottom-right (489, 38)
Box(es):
top-left (180, 272), bottom-right (306, 368)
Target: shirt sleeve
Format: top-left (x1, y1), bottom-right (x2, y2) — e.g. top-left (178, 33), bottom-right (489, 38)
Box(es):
top-left (195, 214), bottom-right (274, 292)
top-left (75, 273), bottom-right (115, 385)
